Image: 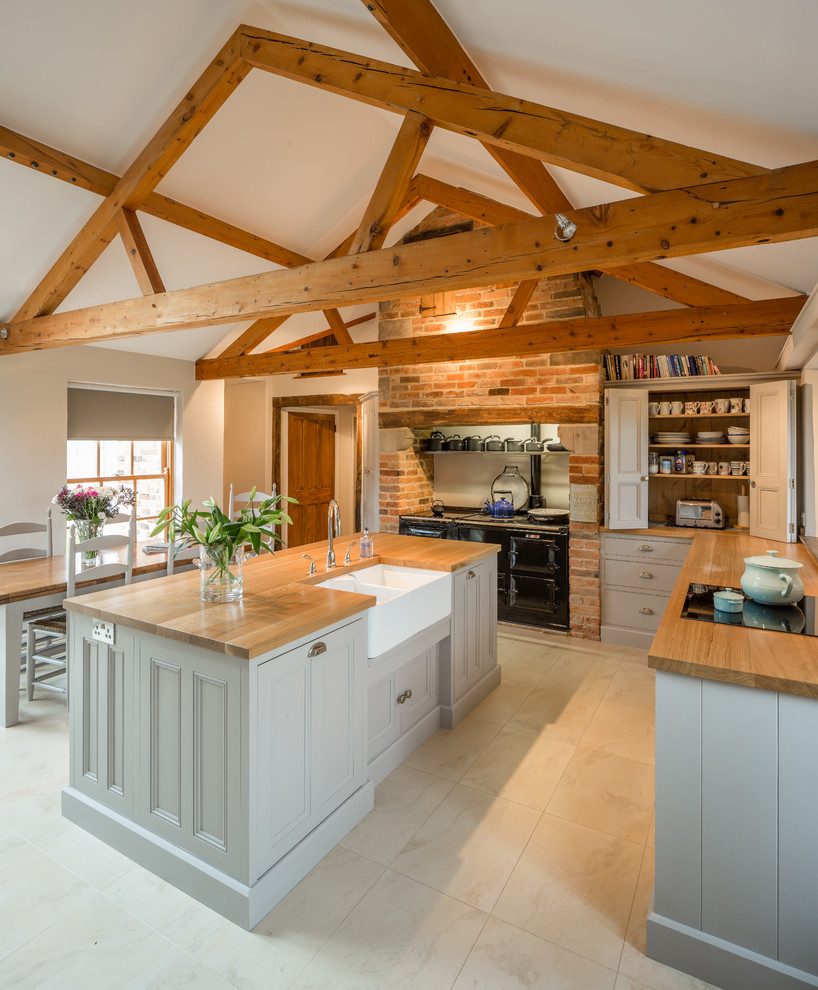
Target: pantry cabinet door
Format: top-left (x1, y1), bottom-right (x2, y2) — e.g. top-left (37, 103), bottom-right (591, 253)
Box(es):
top-left (750, 380), bottom-right (796, 542)
top-left (605, 388), bottom-right (649, 529)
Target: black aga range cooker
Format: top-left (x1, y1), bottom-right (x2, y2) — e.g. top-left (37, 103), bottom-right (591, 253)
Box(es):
top-left (399, 509), bottom-right (569, 630)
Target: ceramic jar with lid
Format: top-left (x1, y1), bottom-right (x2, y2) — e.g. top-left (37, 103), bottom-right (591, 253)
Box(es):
top-left (740, 550), bottom-right (805, 606)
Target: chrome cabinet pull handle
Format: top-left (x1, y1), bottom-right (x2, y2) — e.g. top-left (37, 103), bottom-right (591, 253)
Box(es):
top-left (308, 641), bottom-right (327, 657)
top-left (639, 607), bottom-right (654, 615)
top-left (639, 572), bottom-right (653, 580)
top-left (639, 545), bottom-right (654, 552)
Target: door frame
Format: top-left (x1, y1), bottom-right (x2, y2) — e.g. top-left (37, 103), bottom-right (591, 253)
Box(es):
top-left (272, 394), bottom-right (364, 532)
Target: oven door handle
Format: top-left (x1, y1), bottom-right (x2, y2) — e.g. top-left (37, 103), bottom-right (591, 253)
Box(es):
top-left (508, 576), bottom-right (517, 606)
top-left (509, 550), bottom-right (517, 568)
top-left (410, 527), bottom-right (447, 538)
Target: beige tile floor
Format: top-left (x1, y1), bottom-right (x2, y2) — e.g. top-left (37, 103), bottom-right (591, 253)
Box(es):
top-left (0, 628), bottom-right (720, 990)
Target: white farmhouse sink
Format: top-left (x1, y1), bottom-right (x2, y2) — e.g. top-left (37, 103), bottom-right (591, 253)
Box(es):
top-left (317, 564), bottom-right (452, 658)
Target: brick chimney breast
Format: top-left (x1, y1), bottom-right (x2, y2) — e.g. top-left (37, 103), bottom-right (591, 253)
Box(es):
top-left (377, 207), bottom-right (604, 639)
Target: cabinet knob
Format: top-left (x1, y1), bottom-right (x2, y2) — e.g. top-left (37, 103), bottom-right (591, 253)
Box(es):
top-left (640, 476), bottom-right (648, 482)
top-left (397, 690), bottom-right (412, 704)
top-left (639, 607), bottom-right (654, 615)
top-left (639, 545), bottom-right (654, 552)
top-left (307, 641), bottom-right (327, 657)
top-left (466, 570), bottom-right (476, 579)
top-left (750, 480), bottom-right (756, 489)
top-left (639, 572), bottom-right (653, 580)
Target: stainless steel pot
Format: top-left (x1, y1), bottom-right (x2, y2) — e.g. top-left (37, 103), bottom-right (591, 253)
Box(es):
top-left (465, 436), bottom-right (485, 451)
top-left (524, 439), bottom-right (544, 452)
top-left (426, 431), bottom-right (445, 452)
top-left (485, 436), bottom-right (504, 451)
top-left (505, 438), bottom-right (525, 452)
top-left (443, 435), bottom-right (464, 451)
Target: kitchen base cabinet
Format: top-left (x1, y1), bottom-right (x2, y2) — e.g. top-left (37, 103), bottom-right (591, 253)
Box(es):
top-left (63, 613), bottom-right (373, 931)
top-left (440, 555), bottom-right (500, 729)
top-left (601, 532), bottom-right (691, 648)
top-left (366, 635), bottom-right (442, 785)
top-left (650, 671), bottom-right (818, 989)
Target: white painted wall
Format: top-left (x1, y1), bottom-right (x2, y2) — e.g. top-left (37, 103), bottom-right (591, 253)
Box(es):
top-left (0, 345), bottom-right (223, 525)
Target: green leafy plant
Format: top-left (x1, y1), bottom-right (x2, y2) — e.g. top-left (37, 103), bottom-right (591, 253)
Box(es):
top-left (151, 488), bottom-right (297, 563)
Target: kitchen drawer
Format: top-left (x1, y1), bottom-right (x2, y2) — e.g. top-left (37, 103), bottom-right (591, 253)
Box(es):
top-left (603, 533), bottom-right (691, 564)
top-left (602, 588), bottom-right (670, 633)
top-left (604, 557), bottom-right (682, 596)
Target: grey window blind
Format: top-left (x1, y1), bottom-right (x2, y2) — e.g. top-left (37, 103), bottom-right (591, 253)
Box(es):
top-left (67, 388), bottom-right (175, 441)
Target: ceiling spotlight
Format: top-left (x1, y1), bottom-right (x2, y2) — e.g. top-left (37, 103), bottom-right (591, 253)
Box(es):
top-left (554, 214), bottom-right (577, 242)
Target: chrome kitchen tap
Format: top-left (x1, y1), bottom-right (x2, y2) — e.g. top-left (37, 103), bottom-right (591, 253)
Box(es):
top-left (326, 499), bottom-right (341, 569)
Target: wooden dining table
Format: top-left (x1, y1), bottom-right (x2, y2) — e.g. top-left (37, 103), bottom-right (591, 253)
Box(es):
top-left (0, 542), bottom-right (179, 727)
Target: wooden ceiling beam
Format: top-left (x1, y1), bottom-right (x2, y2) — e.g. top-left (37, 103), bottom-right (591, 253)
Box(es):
top-left (240, 26), bottom-right (766, 196)
top-left (195, 297), bottom-right (801, 381)
top-left (3, 159), bottom-right (815, 353)
top-left (359, 0), bottom-right (568, 218)
top-left (262, 312), bottom-right (377, 354)
top-left (12, 29), bottom-right (250, 324)
top-left (349, 111), bottom-right (433, 254)
top-left (0, 124), bottom-right (338, 271)
top-left (115, 209), bottom-right (165, 295)
top-left (499, 281), bottom-right (539, 327)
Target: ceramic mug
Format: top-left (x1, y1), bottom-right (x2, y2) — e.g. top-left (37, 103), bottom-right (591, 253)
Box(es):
top-left (731, 460), bottom-right (747, 475)
top-left (648, 402), bottom-right (661, 415)
top-left (744, 398), bottom-right (751, 413)
top-left (692, 461), bottom-right (707, 474)
top-left (659, 401), bottom-right (672, 415)
top-left (685, 401), bottom-right (700, 415)
top-left (707, 461), bottom-right (718, 475)
top-left (715, 398), bottom-right (730, 413)
top-left (700, 400), bottom-right (714, 414)
top-left (718, 462), bottom-right (731, 475)
top-left (730, 397), bottom-right (744, 413)
top-left (670, 401), bottom-right (684, 415)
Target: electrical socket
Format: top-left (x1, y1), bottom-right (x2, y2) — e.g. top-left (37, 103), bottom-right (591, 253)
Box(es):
top-left (92, 620), bottom-right (115, 645)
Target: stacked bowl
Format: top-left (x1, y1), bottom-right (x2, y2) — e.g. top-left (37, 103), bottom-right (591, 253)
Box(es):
top-left (696, 430), bottom-right (725, 444)
top-left (727, 425), bottom-right (750, 445)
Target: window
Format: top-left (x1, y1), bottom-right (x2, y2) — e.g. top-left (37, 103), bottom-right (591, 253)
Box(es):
top-left (67, 439), bottom-right (174, 542)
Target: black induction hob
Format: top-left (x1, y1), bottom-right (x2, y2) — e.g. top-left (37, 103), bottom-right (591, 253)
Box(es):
top-left (681, 583), bottom-right (818, 637)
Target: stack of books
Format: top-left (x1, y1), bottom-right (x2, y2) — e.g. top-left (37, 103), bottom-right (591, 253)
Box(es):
top-left (605, 354), bottom-right (721, 381)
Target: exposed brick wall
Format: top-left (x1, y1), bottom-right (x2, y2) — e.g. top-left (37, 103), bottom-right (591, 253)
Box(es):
top-left (378, 208), bottom-right (604, 639)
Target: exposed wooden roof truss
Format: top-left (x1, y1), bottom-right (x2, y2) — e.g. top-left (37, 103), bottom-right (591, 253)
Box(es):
top-left (0, 3), bottom-right (813, 378)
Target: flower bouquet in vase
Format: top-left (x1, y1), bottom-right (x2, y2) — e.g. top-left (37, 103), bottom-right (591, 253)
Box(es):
top-left (52, 484), bottom-right (136, 564)
top-left (151, 488), bottom-right (296, 602)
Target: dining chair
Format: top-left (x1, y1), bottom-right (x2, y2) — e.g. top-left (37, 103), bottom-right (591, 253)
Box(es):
top-left (227, 484), bottom-right (276, 521)
top-left (25, 516), bottom-right (135, 702)
top-left (0, 508), bottom-right (53, 563)
top-left (166, 541), bottom-right (200, 575)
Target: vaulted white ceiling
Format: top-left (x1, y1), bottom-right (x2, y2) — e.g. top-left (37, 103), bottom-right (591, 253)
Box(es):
top-left (1, 0), bottom-right (816, 363)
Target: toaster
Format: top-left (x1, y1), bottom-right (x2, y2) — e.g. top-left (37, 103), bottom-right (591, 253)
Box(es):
top-left (676, 499), bottom-right (725, 529)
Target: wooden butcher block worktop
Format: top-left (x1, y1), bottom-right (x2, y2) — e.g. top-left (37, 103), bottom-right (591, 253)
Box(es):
top-left (64, 532), bottom-right (500, 660)
top-left (649, 531), bottom-right (818, 698)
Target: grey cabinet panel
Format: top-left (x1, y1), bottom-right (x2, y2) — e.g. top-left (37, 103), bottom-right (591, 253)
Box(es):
top-left (701, 679), bottom-right (778, 959)
top-left (654, 671), bottom-right (702, 927)
top-left (778, 693), bottom-right (818, 974)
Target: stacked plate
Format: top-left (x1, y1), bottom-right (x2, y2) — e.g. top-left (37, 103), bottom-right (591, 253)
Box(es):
top-left (696, 431), bottom-right (725, 444)
top-left (652, 432), bottom-right (691, 444)
top-left (727, 425), bottom-right (750, 446)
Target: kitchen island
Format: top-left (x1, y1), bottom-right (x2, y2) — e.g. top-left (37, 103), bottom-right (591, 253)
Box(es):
top-left (61, 533), bottom-right (500, 930)
top-left (648, 532), bottom-right (818, 990)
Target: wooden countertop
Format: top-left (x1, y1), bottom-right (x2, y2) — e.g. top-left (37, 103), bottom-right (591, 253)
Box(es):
top-left (64, 532), bottom-right (500, 660)
top-left (649, 532), bottom-right (818, 698)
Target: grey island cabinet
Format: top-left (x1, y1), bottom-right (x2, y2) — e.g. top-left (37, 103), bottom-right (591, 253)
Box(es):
top-left (648, 531), bottom-right (818, 990)
top-left (61, 533), bottom-right (500, 930)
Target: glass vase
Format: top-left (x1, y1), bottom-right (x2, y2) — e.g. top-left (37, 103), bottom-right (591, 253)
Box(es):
top-left (74, 518), bottom-right (104, 566)
top-left (198, 546), bottom-right (244, 602)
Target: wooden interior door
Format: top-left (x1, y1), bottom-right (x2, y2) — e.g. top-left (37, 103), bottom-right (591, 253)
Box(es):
top-left (287, 412), bottom-right (336, 548)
